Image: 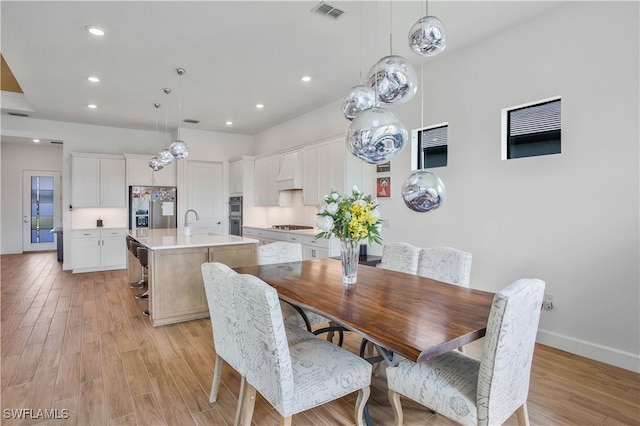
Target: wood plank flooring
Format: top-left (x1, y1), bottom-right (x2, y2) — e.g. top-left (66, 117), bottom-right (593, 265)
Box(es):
top-left (1, 252), bottom-right (639, 425)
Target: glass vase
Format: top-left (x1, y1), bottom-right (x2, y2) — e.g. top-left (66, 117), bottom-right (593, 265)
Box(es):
top-left (340, 239), bottom-right (360, 286)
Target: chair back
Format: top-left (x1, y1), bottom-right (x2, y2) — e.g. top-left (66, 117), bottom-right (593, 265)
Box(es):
top-left (233, 273), bottom-right (294, 415)
top-left (201, 262), bottom-right (244, 375)
top-left (477, 278), bottom-right (545, 425)
top-left (257, 241), bottom-right (303, 265)
top-left (379, 242), bottom-right (421, 274)
top-left (129, 240), bottom-right (140, 259)
top-left (136, 246), bottom-right (149, 267)
top-left (417, 247), bottom-right (472, 287)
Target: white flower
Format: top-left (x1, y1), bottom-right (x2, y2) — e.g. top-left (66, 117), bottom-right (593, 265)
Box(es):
top-left (316, 215), bottom-right (334, 232)
top-left (326, 203), bottom-right (339, 214)
top-left (353, 199), bottom-right (366, 208)
top-left (352, 185), bottom-right (360, 193)
top-left (318, 204), bottom-right (327, 214)
top-left (372, 208), bottom-right (380, 218)
top-left (331, 192), bottom-right (340, 200)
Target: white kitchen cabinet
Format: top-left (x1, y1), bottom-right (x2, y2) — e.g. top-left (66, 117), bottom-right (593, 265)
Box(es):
top-left (72, 228), bottom-right (127, 273)
top-left (242, 227), bottom-right (280, 246)
top-left (125, 154), bottom-right (176, 187)
top-left (243, 227), bottom-right (339, 260)
top-left (254, 155), bottom-right (279, 206)
top-left (229, 159), bottom-right (243, 195)
top-left (72, 153), bottom-right (126, 207)
top-left (302, 136), bottom-right (370, 206)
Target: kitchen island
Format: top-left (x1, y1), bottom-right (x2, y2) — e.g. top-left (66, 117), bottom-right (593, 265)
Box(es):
top-left (127, 228), bottom-right (258, 326)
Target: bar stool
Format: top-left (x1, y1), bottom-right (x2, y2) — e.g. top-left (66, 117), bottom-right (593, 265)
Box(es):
top-left (135, 246), bottom-right (150, 300)
top-left (129, 240), bottom-right (147, 289)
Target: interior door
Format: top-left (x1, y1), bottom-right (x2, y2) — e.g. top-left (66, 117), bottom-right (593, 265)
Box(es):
top-left (186, 161), bottom-right (224, 233)
top-left (23, 170), bottom-right (61, 252)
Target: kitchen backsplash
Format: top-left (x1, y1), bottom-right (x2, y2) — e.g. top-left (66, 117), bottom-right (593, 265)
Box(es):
top-left (265, 190), bottom-right (318, 226)
top-left (72, 208), bottom-right (127, 229)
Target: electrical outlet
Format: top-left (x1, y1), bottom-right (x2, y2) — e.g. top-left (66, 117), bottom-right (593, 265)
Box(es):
top-left (543, 293), bottom-right (554, 311)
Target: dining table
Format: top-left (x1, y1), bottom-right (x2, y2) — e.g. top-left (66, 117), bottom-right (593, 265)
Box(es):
top-left (233, 257), bottom-right (495, 364)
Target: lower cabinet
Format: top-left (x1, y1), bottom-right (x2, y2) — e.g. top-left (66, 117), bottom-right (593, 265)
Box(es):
top-left (149, 243), bottom-right (257, 326)
top-left (243, 227), bottom-right (339, 260)
top-left (73, 228), bottom-right (127, 273)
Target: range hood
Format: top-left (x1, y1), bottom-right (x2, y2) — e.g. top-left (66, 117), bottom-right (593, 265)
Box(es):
top-left (276, 151), bottom-right (302, 190)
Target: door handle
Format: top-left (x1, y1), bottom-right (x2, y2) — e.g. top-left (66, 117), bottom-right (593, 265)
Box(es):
top-left (217, 221), bottom-right (221, 225)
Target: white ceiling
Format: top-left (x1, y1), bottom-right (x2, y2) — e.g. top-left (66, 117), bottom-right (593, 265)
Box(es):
top-left (1, 1), bottom-right (566, 143)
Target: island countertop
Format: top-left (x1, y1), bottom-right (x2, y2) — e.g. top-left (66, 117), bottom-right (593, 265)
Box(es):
top-left (128, 228), bottom-right (258, 250)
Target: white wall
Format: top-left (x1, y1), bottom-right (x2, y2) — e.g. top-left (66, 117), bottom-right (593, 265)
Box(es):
top-left (1, 142), bottom-right (63, 254)
top-left (252, 2), bottom-right (640, 372)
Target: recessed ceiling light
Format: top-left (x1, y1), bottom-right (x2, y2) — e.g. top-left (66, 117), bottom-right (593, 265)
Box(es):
top-left (256, 104), bottom-right (264, 109)
top-left (85, 25), bottom-right (105, 36)
top-left (33, 139), bottom-right (40, 143)
top-left (87, 76), bottom-right (100, 83)
top-left (301, 76), bottom-right (312, 82)
top-left (225, 121), bottom-right (233, 126)
top-left (87, 104), bottom-right (97, 109)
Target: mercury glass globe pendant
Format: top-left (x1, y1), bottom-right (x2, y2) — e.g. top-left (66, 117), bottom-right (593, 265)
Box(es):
top-left (342, 85), bottom-right (377, 121)
top-left (149, 156), bottom-right (164, 171)
top-left (408, 15), bottom-right (446, 57)
top-left (170, 68), bottom-right (189, 159)
top-left (346, 106), bottom-right (408, 164)
top-left (367, 55), bottom-right (418, 105)
top-left (401, 170), bottom-right (446, 212)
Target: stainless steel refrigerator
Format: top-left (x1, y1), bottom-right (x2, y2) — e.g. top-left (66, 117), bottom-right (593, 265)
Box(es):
top-left (129, 186), bottom-right (177, 230)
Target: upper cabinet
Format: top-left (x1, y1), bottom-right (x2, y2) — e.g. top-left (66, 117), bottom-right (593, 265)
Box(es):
top-left (125, 154), bottom-right (176, 187)
top-left (302, 136), bottom-right (370, 205)
top-left (71, 153), bottom-right (126, 207)
top-left (229, 160), bottom-right (243, 195)
top-left (254, 155), bottom-right (280, 206)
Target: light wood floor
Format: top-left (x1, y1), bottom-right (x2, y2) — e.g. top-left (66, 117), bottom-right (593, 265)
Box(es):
top-left (1, 252), bottom-right (638, 425)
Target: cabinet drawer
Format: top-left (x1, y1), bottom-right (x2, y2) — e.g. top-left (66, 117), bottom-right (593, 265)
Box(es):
top-left (72, 229), bottom-right (101, 239)
top-left (101, 228), bottom-right (126, 238)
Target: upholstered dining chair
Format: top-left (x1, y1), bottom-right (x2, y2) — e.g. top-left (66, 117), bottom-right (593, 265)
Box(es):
top-left (201, 262), bottom-right (315, 424)
top-left (386, 278), bottom-right (545, 426)
top-left (417, 246), bottom-right (472, 287)
top-left (379, 242), bottom-right (421, 274)
top-left (257, 241), bottom-right (329, 331)
top-left (232, 272), bottom-right (373, 426)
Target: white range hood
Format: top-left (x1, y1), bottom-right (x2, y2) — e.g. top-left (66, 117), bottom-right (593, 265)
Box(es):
top-left (276, 151), bottom-right (302, 190)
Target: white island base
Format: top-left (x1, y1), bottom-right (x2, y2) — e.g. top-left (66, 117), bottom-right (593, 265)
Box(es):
top-left (128, 228), bottom-right (258, 326)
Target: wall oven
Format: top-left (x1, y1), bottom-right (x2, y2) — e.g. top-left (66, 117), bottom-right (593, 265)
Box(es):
top-left (229, 196), bottom-right (243, 236)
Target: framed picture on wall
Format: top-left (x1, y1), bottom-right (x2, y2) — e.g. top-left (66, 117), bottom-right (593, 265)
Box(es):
top-left (376, 162), bottom-right (391, 173)
top-left (376, 177), bottom-right (391, 198)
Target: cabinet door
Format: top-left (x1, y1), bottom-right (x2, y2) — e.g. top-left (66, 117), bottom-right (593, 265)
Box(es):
top-left (72, 157), bottom-right (101, 207)
top-left (266, 155), bottom-right (280, 205)
top-left (100, 158), bottom-right (126, 207)
top-left (229, 160), bottom-right (243, 194)
top-left (254, 158), bottom-right (268, 205)
top-left (302, 145), bottom-right (318, 205)
top-left (154, 160), bottom-right (176, 186)
top-left (317, 142), bottom-right (333, 199)
top-left (101, 237), bottom-right (126, 267)
top-left (127, 158), bottom-right (153, 186)
top-left (74, 238), bottom-right (101, 269)
top-left (302, 245), bottom-right (329, 260)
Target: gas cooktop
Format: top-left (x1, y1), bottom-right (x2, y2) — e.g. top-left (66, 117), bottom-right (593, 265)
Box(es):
top-left (272, 225), bottom-right (314, 231)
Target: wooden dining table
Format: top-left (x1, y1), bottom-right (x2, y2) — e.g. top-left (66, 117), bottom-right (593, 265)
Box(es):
top-left (234, 257), bottom-right (495, 363)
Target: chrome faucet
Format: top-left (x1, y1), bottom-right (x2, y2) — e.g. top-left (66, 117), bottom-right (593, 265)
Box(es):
top-left (184, 209), bottom-right (200, 227)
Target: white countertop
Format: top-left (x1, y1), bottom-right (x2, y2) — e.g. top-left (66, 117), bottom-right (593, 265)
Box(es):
top-left (242, 225), bottom-right (321, 236)
top-left (128, 228), bottom-right (258, 250)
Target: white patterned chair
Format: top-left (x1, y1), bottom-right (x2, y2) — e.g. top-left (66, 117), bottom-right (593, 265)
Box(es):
top-left (386, 278), bottom-right (545, 426)
top-left (201, 262), bottom-right (315, 424)
top-left (417, 246), bottom-right (472, 287)
top-left (379, 242), bottom-right (421, 274)
top-left (257, 241), bottom-right (330, 331)
top-left (233, 272), bottom-right (373, 426)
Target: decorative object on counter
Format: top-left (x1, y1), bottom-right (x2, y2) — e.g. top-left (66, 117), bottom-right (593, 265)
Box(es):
top-left (315, 186), bottom-right (382, 285)
top-left (96, 218), bottom-right (103, 227)
top-left (401, 170), bottom-right (445, 212)
top-left (367, 55), bottom-right (418, 105)
top-left (342, 85), bottom-right (376, 121)
top-left (169, 68), bottom-right (189, 159)
top-left (408, 0), bottom-right (447, 57)
top-left (346, 106), bottom-right (408, 165)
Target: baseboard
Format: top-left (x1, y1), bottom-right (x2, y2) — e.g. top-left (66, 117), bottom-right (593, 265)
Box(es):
top-left (537, 329), bottom-right (640, 373)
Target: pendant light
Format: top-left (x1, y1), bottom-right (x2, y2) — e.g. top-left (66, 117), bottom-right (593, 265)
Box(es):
top-left (408, 0), bottom-right (447, 57)
top-left (148, 103), bottom-right (164, 171)
top-left (158, 88), bottom-right (174, 165)
top-left (169, 67), bottom-right (189, 159)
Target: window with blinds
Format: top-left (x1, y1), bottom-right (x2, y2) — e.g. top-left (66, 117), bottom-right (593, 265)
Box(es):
top-left (506, 98), bottom-right (561, 159)
top-left (415, 124), bottom-right (448, 169)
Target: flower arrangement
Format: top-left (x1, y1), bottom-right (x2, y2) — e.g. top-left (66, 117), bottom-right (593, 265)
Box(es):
top-left (315, 186), bottom-right (382, 245)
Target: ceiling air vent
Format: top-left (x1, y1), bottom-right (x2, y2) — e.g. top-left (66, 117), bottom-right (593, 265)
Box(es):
top-left (311, 1), bottom-right (346, 19)
top-left (7, 112), bottom-right (29, 117)
top-left (183, 119), bottom-right (200, 124)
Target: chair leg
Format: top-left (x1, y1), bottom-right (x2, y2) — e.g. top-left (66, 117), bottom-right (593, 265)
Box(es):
top-left (355, 386), bottom-right (371, 426)
top-left (388, 389), bottom-right (403, 426)
top-left (280, 416), bottom-right (292, 426)
top-left (515, 402), bottom-right (530, 426)
top-left (209, 354), bottom-right (224, 403)
top-left (238, 382), bottom-right (257, 426)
